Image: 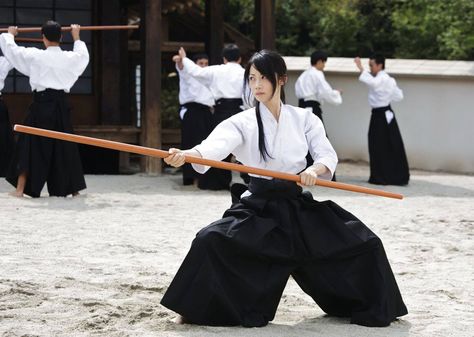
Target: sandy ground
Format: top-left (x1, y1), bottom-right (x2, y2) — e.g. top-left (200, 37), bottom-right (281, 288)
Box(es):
top-left (0, 162), bottom-right (473, 337)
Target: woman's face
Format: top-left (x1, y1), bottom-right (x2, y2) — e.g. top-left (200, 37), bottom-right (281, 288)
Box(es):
top-left (248, 65), bottom-right (279, 104)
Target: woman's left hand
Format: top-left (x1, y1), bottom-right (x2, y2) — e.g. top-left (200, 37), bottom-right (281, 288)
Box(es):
top-left (298, 166), bottom-right (318, 186)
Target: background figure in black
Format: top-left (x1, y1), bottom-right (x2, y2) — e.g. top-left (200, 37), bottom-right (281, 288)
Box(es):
top-left (174, 44), bottom-right (245, 190)
top-left (0, 22), bottom-right (89, 197)
top-left (295, 50), bottom-right (342, 181)
top-left (0, 56), bottom-right (13, 177)
top-left (355, 55), bottom-right (409, 185)
top-left (174, 53), bottom-right (214, 186)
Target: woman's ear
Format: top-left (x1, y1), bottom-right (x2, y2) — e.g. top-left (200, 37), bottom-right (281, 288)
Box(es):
top-left (279, 75), bottom-right (288, 86)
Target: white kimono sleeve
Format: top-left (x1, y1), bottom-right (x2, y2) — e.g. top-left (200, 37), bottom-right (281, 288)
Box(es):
top-left (181, 57), bottom-right (213, 88)
top-left (358, 70), bottom-right (382, 88)
top-left (69, 40), bottom-right (89, 76)
top-left (305, 112), bottom-right (338, 180)
top-left (191, 118), bottom-right (243, 174)
top-left (0, 33), bottom-right (39, 76)
top-left (389, 78), bottom-right (404, 102)
top-left (0, 56), bottom-right (13, 80)
top-left (316, 71), bottom-right (342, 105)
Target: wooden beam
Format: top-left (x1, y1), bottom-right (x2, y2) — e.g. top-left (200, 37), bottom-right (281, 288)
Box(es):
top-left (128, 40), bottom-right (205, 53)
top-left (141, 0), bottom-right (162, 175)
top-left (255, 0), bottom-right (276, 50)
top-left (205, 0), bottom-right (224, 65)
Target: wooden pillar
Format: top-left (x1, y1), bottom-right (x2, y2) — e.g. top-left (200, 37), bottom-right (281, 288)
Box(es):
top-left (255, 0), bottom-right (276, 50)
top-left (205, 0), bottom-right (224, 65)
top-left (99, 1), bottom-right (121, 124)
top-left (141, 0), bottom-right (162, 175)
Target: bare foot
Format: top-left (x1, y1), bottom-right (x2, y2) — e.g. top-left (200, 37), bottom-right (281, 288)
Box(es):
top-left (174, 315), bottom-right (188, 324)
top-left (9, 190), bottom-right (24, 198)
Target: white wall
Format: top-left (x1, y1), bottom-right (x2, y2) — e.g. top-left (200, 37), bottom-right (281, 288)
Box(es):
top-left (284, 57), bottom-right (474, 174)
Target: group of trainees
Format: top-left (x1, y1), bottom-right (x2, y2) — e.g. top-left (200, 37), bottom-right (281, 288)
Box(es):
top-left (0, 21), bottom-right (409, 328)
top-left (0, 21), bottom-right (88, 198)
top-left (163, 49), bottom-right (408, 327)
top-left (178, 47), bottom-right (410, 189)
top-left (173, 44), bottom-right (245, 190)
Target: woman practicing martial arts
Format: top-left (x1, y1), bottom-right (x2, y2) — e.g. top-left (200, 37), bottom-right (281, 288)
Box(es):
top-left (161, 50), bottom-right (407, 328)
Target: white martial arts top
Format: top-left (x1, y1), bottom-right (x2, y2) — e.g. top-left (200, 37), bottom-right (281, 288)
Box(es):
top-left (181, 57), bottom-right (244, 101)
top-left (192, 103), bottom-right (337, 181)
top-left (295, 67), bottom-right (342, 105)
top-left (176, 64), bottom-right (214, 108)
top-left (0, 33), bottom-right (89, 92)
top-left (0, 56), bottom-right (13, 94)
top-left (359, 70), bottom-right (403, 108)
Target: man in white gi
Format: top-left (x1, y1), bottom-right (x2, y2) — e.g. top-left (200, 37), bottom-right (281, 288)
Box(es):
top-left (0, 21), bottom-right (89, 197)
top-left (173, 53), bottom-right (214, 186)
top-left (173, 44), bottom-right (245, 190)
top-left (355, 54), bottom-right (409, 185)
top-left (0, 56), bottom-right (14, 177)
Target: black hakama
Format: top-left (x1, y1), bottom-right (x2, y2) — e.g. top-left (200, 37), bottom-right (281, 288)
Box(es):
top-left (5, 89), bottom-right (86, 197)
top-left (0, 98), bottom-right (13, 177)
top-left (161, 177), bottom-right (408, 327)
top-left (298, 99), bottom-right (336, 181)
top-left (197, 98), bottom-right (243, 191)
top-left (368, 106), bottom-right (409, 185)
top-left (298, 99), bottom-right (323, 121)
top-left (180, 102), bottom-right (213, 185)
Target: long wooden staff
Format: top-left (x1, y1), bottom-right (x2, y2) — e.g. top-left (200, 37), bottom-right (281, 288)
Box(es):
top-left (14, 125), bottom-right (404, 200)
top-left (14, 37), bottom-right (43, 43)
top-left (0, 25), bottom-right (139, 33)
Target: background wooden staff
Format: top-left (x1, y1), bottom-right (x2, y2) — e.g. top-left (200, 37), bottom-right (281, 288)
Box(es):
top-left (0, 25), bottom-right (139, 33)
top-left (13, 125), bottom-right (404, 200)
top-left (14, 37), bottom-right (43, 43)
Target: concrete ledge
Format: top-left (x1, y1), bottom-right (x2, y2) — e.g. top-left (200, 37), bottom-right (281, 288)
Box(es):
top-left (284, 57), bottom-right (474, 79)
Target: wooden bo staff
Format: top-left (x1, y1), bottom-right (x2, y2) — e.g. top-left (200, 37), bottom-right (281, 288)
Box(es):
top-left (14, 37), bottom-right (44, 43)
top-left (0, 25), bottom-right (139, 33)
top-left (13, 125), bottom-right (404, 200)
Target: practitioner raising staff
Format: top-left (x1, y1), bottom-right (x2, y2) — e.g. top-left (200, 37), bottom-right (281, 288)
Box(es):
top-left (0, 21), bottom-right (89, 197)
top-left (173, 53), bottom-right (214, 186)
top-left (0, 55), bottom-right (13, 177)
top-left (173, 44), bottom-right (245, 190)
top-left (355, 55), bottom-right (410, 185)
top-left (161, 50), bottom-right (407, 328)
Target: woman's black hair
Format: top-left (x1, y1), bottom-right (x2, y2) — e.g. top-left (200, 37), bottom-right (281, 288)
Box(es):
top-left (243, 50), bottom-right (287, 161)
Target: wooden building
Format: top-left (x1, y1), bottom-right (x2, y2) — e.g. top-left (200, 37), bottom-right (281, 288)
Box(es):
top-left (0, 0), bottom-right (275, 174)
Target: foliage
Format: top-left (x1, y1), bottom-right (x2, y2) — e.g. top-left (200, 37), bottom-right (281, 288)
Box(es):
top-left (222, 0), bottom-right (474, 60)
top-left (161, 72), bottom-right (181, 129)
top-left (392, 0), bottom-right (474, 60)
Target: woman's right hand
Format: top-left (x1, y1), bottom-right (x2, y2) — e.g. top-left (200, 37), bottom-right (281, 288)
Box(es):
top-left (164, 148), bottom-right (186, 167)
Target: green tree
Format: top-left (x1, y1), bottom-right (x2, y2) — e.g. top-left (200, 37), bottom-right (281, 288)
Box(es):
top-left (392, 0), bottom-right (474, 60)
top-left (219, 0), bottom-right (474, 59)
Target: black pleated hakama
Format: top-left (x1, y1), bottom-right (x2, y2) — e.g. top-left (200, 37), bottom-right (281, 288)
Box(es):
top-left (161, 177), bottom-right (408, 328)
top-left (0, 97), bottom-right (13, 177)
top-left (298, 99), bottom-right (323, 121)
top-left (368, 105), bottom-right (409, 185)
top-left (298, 99), bottom-right (336, 181)
top-left (180, 102), bottom-right (213, 185)
top-left (5, 89), bottom-right (86, 197)
top-left (197, 98), bottom-right (243, 191)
